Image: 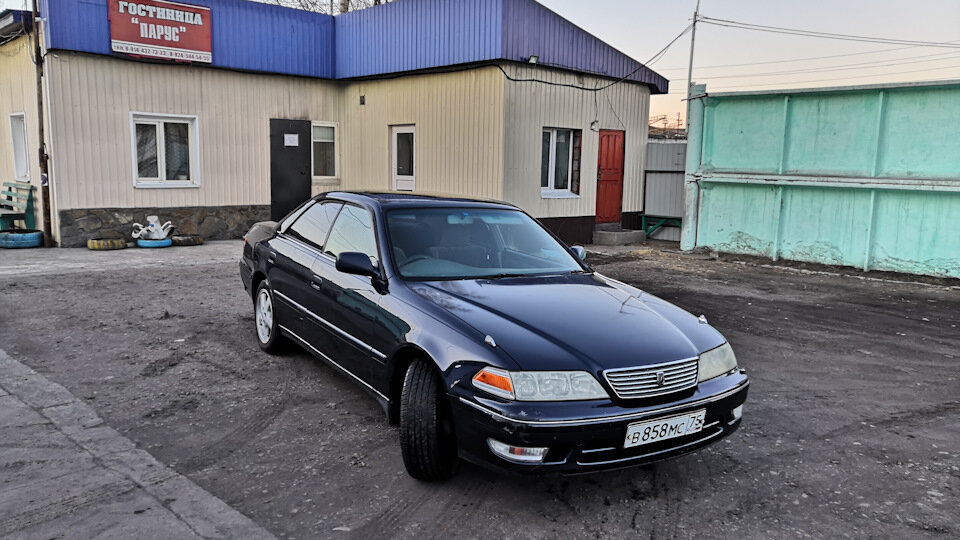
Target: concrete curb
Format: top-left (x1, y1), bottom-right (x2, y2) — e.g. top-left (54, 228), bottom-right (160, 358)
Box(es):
top-left (0, 349), bottom-right (277, 539)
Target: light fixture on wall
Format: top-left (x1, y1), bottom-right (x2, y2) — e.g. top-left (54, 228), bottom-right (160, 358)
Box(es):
top-left (590, 120), bottom-right (600, 132)
top-left (527, 55), bottom-right (539, 64)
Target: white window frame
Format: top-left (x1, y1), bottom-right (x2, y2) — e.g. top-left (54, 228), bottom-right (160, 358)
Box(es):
top-left (129, 112), bottom-right (201, 189)
top-left (391, 124), bottom-right (416, 191)
top-left (10, 113), bottom-right (29, 181)
top-left (541, 127), bottom-right (579, 199)
top-left (310, 121), bottom-right (340, 181)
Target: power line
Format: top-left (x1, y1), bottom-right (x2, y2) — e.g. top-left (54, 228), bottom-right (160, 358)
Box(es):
top-left (681, 52), bottom-right (960, 81)
top-left (654, 45), bottom-right (960, 72)
top-left (497, 22), bottom-right (692, 92)
top-left (699, 16), bottom-right (960, 49)
top-left (665, 63), bottom-right (960, 94)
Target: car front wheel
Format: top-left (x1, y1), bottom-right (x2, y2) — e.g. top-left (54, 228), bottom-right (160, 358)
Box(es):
top-left (254, 282), bottom-right (283, 353)
top-left (399, 358), bottom-right (458, 481)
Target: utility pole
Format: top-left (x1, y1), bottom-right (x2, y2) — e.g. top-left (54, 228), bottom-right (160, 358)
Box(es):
top-left (31, 0), bottom-right (53, 246)
top-left (686, 0), bottom-right (701, 99)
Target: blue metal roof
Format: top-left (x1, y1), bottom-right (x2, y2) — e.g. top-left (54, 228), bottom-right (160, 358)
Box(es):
top-left (335, 0), bottom-right (503, 79)
top-left (39, 0), bottom-right (666, 93)
top-left (40, 0), bottom-right (335, 78)
top-left (501, 0), bottom-right (667, 92)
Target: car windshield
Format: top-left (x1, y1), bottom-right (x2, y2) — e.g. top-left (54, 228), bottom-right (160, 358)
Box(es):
top-left (386, 207), bottom-right (585, 280)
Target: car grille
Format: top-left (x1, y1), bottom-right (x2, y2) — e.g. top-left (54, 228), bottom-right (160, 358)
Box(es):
top-left (603, 357), bottom-right (699, 399)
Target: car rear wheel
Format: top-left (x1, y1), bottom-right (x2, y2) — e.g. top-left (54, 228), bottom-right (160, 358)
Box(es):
top-left (399, 358), bottom-right (458, 481)
top-left (255, 282), bottom-right (284, 353)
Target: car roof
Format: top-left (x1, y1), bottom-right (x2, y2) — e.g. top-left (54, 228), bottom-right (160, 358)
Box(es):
top-left (322, 191), bottom-right (519, 210)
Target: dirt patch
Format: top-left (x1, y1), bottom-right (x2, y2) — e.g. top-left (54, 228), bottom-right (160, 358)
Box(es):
top-left (0, 250), bottom-right (957, 539)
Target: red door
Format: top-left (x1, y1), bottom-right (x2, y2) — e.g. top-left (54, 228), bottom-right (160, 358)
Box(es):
top-left (596, 130), bottom-right (625, 224)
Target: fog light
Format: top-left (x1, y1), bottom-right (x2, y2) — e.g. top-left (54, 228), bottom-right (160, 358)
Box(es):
top-left (487, 438), bottom-right (549, 463)
top-left (731, 405), bottom-right (743, 421)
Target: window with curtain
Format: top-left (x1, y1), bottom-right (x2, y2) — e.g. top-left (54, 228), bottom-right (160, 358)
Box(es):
top-left (132, 114), bottom-right (198, 187)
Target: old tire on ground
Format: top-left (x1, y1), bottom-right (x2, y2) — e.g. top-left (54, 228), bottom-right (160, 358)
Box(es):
top-left (254, 281), bottom-right (284, 354)
top-left (171, 234), bottom-right (204, 247)
top-left (87, 238), bottom-right (127, 250)
top-left (0, 230), bottom-right (43, 249)
top-left (137, 238), bottom-right (173, 248)
top-left (399, 358), bottom-right (458, 481)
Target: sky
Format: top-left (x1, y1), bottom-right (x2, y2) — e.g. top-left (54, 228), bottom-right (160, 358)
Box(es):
top-left (4, 0), bottom-right (959, 126)
top-left (538, 0), bottom-right (960, 125)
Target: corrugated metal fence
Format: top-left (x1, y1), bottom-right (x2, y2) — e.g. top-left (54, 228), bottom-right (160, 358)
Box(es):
top-left (682, 81), bottom-right (960, 278)
top-left (644, 140), bottom-right (686, 241)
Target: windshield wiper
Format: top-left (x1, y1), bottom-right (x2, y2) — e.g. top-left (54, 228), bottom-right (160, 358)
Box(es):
top-left (480, 272), bottom-right (531, 280)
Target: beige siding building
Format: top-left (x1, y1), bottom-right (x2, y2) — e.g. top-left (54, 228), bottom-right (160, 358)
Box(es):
top-left (0, 0), bottom-right (667, 247)
top-left (0, 30), bottom-right (44, 232)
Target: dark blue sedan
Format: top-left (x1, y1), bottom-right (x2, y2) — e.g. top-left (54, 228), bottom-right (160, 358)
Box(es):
top-left (240, 192), bottom-right (748, 480)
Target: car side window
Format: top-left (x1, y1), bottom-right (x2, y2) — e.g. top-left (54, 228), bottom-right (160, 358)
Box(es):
top-left (324, 205), bottom-right (378, 261)
top-left (286, 201), bottom-right (343, 249)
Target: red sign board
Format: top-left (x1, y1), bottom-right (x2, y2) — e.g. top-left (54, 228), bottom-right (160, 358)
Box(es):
top-left (108, 0), bottom-right (212, 63)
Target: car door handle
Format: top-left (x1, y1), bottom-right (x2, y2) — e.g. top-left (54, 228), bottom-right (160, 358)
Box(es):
top-left (310, 276), bottom-right (323, 290)
top-left (268, 251), bottom-right (277, 264)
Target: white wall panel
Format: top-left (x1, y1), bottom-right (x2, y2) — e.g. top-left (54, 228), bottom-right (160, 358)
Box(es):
top-left (45, 52), bottom-right (341, 211)
top-left (502, 65), bottom-right (650, 219)
top-left (338, 67), bottom-right (504, 199)
top-left (0, 36), bottom-right (43, 228)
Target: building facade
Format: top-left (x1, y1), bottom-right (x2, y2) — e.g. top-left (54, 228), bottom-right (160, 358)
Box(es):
top-left (0, 0), bottom-right (666, 247)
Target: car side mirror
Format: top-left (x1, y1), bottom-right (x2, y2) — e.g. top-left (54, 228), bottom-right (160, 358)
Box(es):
top-left (570, 246), bottom-right (587, 261)
top-left (336, 252), bottom-right (378, 278)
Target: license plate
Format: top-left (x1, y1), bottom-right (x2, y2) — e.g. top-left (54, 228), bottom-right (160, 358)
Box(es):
top-left (623, 410), bottom-right (706, 449)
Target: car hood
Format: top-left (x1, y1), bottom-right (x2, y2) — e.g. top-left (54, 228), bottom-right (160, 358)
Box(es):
top-left (409, 273), bottom-right (726, 373)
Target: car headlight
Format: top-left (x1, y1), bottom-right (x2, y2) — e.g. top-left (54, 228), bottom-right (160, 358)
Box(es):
top-left (472, 367), bottom-right (609, 401)
top-left (698, 342), bottom-right (738, 382)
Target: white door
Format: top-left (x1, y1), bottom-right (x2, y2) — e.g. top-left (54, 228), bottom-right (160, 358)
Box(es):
top-left (391, 125), bottom-right (415, 191)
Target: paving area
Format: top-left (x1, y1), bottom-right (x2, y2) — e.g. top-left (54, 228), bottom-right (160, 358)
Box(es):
top-left (0, 241), bottom-right (957, 539)
top-left (0, 348), bottom-right (274, 539)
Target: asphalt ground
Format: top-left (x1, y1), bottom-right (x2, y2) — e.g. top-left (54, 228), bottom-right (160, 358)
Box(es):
top-left (0, 241), bottom-right (957, 539)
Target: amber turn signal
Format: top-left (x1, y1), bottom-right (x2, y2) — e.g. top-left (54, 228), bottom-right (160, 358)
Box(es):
top-left (471, 367), bottom-right (515, 400)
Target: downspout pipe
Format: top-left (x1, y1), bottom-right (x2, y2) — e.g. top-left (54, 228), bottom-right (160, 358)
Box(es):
top-left (680, 83), bottom-right (706, 251)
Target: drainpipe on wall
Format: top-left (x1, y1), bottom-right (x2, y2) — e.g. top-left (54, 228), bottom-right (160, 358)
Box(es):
top-left (31, 2), bottom-right (54, 246)
top-left (680, 83), bottom-right (706, 252)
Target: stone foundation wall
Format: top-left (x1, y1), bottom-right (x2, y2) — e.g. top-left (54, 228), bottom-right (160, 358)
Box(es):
top-left (57, 205), bottom-right (271, 247)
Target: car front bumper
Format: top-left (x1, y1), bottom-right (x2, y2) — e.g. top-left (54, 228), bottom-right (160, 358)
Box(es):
top-left (449, 371), bottom-right (748, 474)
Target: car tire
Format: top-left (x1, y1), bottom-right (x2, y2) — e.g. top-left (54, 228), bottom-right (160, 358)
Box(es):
top-left (0, 230), bottom-right (43, 249)
top-left (137, 238), bottom-right (173, 248)
top-left (254, 281), bottom-right (284, 354)
top-left (399, 358), bottom-right (458, 481)
top-left (171, 234), bottom-right (204, 247)
top-left (87, 238), bottom-right (127, 250)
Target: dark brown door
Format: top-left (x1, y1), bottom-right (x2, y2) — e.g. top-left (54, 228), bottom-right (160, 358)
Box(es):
top-left (596, 130), bottom-right (625, 224)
